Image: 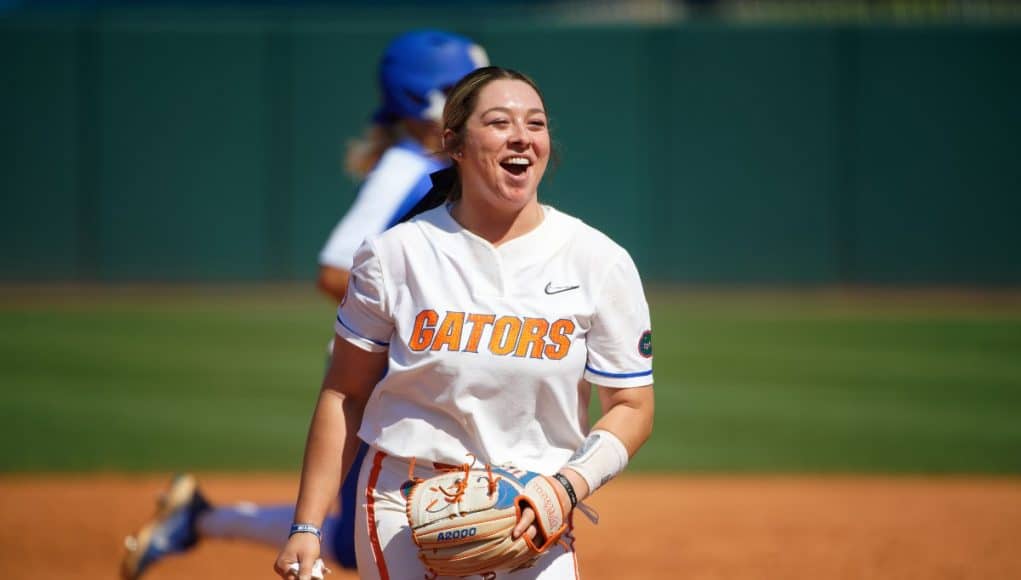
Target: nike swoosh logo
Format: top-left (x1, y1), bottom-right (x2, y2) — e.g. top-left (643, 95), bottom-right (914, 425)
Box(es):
top-left (545, 282), bottom-right (580, 295)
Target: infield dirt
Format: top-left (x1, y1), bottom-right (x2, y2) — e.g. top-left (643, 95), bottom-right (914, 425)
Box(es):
top-left (1, 474), bottom-right (1019, 579)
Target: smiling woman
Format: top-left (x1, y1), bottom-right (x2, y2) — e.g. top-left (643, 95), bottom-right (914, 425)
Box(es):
top-left (438, 67), bottom-right (555, 244)
top-left (275, 66), bottom-right (655, 580)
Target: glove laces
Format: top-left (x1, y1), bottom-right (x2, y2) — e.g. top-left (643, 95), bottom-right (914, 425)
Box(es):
top-left (409, 453), bottom-right (501, 513)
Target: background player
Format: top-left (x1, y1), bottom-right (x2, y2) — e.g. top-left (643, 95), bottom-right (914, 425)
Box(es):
top-left (120, 29), bottom-right (488, 580)
top-left (275, 66), bottom-right (655, 579)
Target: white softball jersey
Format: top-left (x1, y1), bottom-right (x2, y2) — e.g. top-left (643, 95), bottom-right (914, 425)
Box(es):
top-left (335, 204), bottom-right (653, 475)
top-left (318, 139), bottom-right (445, 270)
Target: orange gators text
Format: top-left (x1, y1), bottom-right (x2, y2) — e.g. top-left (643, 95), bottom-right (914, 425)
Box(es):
top-left (408, 310), bottom-right (574, 360)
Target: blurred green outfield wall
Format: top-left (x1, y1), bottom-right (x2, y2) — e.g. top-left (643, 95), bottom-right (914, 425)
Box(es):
top-left (2, 14), bottom-right (1019, 284)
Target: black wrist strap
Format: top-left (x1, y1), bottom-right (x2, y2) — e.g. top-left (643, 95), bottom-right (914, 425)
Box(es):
top-left (553, 472), bottom-right (578, 509)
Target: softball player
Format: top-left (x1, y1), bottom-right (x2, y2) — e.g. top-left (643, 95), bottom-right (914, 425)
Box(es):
top-left (121, 30), bottom-right (488, 580)
top-left (276, 67), bottom-right (655, 580)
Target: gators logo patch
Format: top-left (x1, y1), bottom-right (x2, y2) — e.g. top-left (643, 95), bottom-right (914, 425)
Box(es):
top-left (638, 330), bottom-right (653, 358)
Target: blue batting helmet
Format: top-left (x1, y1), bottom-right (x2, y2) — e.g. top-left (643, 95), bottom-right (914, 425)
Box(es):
top-left (374, 30), bottom-right (489, 124)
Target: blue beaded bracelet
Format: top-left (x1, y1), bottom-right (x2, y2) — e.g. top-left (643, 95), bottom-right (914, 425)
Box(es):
top-left (289, 523), bottom-right (322, 541)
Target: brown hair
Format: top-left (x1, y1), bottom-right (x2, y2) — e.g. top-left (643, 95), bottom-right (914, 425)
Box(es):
top-left (440, 66), bottom-right (554, 201)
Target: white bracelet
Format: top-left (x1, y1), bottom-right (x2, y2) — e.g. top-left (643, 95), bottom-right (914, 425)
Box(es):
top-left (562, 429), bottom-right (629, 494)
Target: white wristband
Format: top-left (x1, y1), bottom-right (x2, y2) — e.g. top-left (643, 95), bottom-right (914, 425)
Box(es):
top-left (562, 429), bottom-right (629, 494)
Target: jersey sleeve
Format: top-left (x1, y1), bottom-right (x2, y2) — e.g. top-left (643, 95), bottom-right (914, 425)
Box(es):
top-left (334, 240), bottom-right (393, 352)
top-left (386, 171), bottom-right (435, 226)
top-left (318, 150), bottom-right (432, 270)
top-left (583, 249), bottom-right (654, 388)
top-left (318, 202), bottom-right (377, 271)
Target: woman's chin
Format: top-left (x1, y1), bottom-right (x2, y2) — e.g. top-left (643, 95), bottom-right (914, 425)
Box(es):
top-left (495, 179), bottom-right (539, 204)
top-left (462, 177), bottom-right (538, 214)
top-left (493, 189), bottom-right (537, 211)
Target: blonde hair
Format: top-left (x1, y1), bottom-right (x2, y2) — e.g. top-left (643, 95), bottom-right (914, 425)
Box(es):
top-left (344, 123), bottom-right (401, 179)
top-left (440, 66), bottom-right (550, 201)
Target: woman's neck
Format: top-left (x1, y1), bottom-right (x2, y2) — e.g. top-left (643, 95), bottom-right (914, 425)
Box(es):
top-left (450, 197), bottom-right (544, 247)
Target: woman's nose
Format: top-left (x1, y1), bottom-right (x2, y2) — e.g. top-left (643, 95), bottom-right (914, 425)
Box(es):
top-left (508, 121), bottom-right (530, 146)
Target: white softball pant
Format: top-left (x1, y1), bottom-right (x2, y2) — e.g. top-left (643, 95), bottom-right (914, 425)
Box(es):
top-left (354, 447), bottom-right (581, 579)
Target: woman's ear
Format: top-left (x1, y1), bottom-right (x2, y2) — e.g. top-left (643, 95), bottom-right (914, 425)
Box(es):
top-left (442, 128), bottom-right (459, 161)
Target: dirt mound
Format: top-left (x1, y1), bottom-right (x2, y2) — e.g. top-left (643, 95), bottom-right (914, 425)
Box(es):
top-left (1, 474), bottom-right (1019, 579)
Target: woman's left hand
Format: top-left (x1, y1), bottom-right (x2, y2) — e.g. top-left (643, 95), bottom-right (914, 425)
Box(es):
top-left (511, 507), bottom-right (539, 542)
top-left (512, 469), bottom-right (589, 541)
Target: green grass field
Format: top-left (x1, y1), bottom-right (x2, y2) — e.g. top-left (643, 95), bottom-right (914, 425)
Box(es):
top-left (1, 287), bottom-right (1019, 474)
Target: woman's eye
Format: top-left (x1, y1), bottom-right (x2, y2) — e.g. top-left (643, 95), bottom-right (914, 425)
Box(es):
top-left (488, 119), bottom-right (509, 126)
top-left (528, 120), bottom-right (547, 128)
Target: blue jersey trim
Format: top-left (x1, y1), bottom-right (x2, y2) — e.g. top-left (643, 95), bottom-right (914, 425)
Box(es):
top-left (585, 365), bottom-right (652, 379)
top-left (384, 171), bottom-right (435, 228)
top-left (336, 314), bottom-right (390, 347)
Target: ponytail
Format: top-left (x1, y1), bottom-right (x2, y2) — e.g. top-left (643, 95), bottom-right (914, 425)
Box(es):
top-left (344, 122), bottom-right (400, 179)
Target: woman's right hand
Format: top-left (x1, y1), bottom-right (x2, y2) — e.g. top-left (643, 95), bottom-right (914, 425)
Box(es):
top-left (273, 532), bottom-right (322, 580)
